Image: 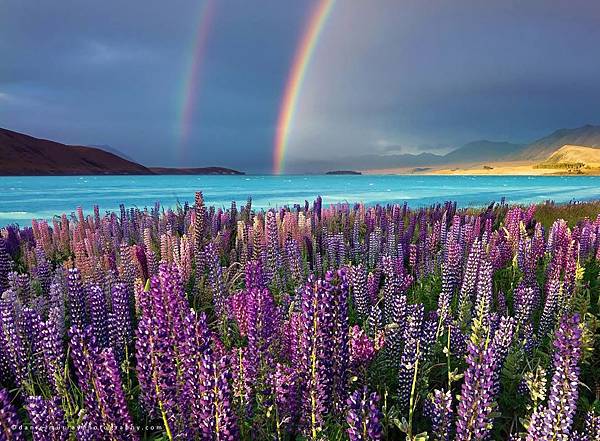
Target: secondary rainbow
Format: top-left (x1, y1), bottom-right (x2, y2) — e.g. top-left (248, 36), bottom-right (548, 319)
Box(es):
top-left (273, 0), bottom-right (335, 175)
top-left (178, 0), bottom-right (216, 160)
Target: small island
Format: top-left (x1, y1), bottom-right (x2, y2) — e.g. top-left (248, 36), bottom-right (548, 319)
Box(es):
top-left (325, 170), bottom-right (362, 175)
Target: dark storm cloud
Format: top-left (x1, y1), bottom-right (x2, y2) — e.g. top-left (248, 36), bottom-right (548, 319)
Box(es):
top-left (0, 0), bottom-right (306, 171)
top-left (1, 0), bottom-right (600, 173)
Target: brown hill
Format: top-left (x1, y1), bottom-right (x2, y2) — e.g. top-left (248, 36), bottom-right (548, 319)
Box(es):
top-left (536, 145), bottom-right (600, 169)
top-left (0, 127), bottom-right (151, 175)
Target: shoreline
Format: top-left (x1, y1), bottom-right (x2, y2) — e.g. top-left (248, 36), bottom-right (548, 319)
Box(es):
top-left (363, 160), bottom-right (600, 176)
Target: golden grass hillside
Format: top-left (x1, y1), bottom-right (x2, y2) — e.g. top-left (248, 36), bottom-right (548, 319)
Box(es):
top-left (535, 144), bottom-right (600, 169)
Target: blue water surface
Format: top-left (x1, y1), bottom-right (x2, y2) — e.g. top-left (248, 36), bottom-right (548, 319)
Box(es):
top-left (1, 175), bottom-right (599, 226)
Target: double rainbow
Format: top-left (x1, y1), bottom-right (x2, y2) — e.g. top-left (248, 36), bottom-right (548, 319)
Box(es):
top-left (273, 0), bottom-right (335, 175)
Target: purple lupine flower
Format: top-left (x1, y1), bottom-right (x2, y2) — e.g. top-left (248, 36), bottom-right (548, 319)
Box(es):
top-left (271, 363), bottom-right (300, 436)
top-left (427, 389), bottom-right (453, 441)
top-left (383, 291), bottom-right (409, 369)
top-left (40, 311), bottom-right (66, 394)
top-left (19, 307), bottom-right (48, 386)
top-left (69, 325), bottom-right (139, 440)
top-left (136, 264), bottom-right (237, 439)
top-left (455, 316), bottom-right (514, 441)
top-left (94, 348), bottom-right (139, 440)
top-left (0, 239), bottom-right (12, 294)
top-left (243, 286), bottom-right (281, 401)
top-left (538, 278), bottom-right (561, 339)
top-left (331, 268), bottom-right (350, 410)
top-left (455, 340), bottom-right (496, 440)
top-left (490, 316), bottom-right (516, 397)
top-left (514, 282), bottom-right (538, 327)
top-left (420, 310), bottom-right (439, 359)
top-left (0, 300), bottom-right (28, 388)
top-left (75, 414), bottom-right (104, 440)
top-left (284, 236), bottom-right (303, 286)
top-left (108, 282), bottom-right (133, 363)
top-left (48, 276), bottom-right (66, 338)
top-left (117, 242), bottom-right (136, 291)
top-left (346, 387), bottom-right (383, 441)
top-left (67, 268), bottom-right (87, 329)
top-left (25, 396), bottom-right (68, 441)
top-left (397, 304), bottom-right (424, 410)
top-left (299, 273), bottom-right (337, 438)
top-left (350, 264), bottom-right (370, 317)
top-left (177, 308), bottom-right (212, 427)
top-left (33, 247), bottom-right (52, 295)
top-left (368, 228), bottom-right (382, 269)
top-left (349, 325), bottom-right (380, 378)
top-left (204, 242), bottom-right (228, 319)
top-left (265, 210), bottom-right (281, 284)
top-left (198, 354), bottom-right (239, 440)
top-left (574, 411), bottom-right (600, 441)
top-left (458, 239), bottom-right (481, 318)
top-left (244, 259), bottom-right (266, 290)
top-left (526, 314), bottom-right (583, 441)
top-left (0, 388), bottom-right (24, 440)
top-left (87, 285), bottom-right (108, 348)
top-left (134, 310), bottom-right (158, 416)
top-left (365, 270), bottom-right (380, 306)
top-left (367, 304), bottom-right (383, 338)
top-left (439, 237), bottom-right (461, 323)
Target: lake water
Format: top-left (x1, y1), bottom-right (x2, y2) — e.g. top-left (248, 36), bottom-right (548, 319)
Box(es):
top-left (1, 174), bottom-right (600, 226)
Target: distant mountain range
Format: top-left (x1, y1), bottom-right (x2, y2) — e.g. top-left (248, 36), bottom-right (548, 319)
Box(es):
top-left (288, 124), bottom-right (600, 172)
top-left (376, 124), bottom-right (600, 168)
top-left (0, 127), bottom-right (243, 175)
top-left (517, 124), bottom-right (600, 160)
top-left (443, 140), bottom-right (525, 163)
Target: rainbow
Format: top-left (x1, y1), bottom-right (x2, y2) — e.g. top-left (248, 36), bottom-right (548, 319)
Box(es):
top-left (273, 0), bottom-right (335, 175)
top-left (178, 0), bottom-right (216, 160)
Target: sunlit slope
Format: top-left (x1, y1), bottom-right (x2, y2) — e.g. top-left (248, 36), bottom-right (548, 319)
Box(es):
top-left (537, 144), bottom-right (600, 168)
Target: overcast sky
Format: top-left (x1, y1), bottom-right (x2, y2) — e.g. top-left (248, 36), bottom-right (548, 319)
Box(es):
top-left (1, 0), bottom-right (600, 173)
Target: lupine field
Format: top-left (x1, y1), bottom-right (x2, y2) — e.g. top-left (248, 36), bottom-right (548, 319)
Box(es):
top-left (0, 193), bottom-right (599, 440)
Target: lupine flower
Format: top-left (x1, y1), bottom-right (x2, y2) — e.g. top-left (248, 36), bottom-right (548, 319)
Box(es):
top-left (427, 389), bottom-right (453, 441)
top-left (87, 285), bottom-right (108, 347)
top-left (350, 264), bottom-right (370, 317)
top-left (398, 304), bottom-right (424, 410)
top-left (0, 388), bottom-right (24, 440)
top-left (203, 242), bottom-right (228, 319)
top-left (298, 272), bottom-right (347, 438)
top-left (271, 363), bottom-right (300, 437)
top-left (346, 387), bottom-right (383, 441)
top-left (67, 268), bottom-right (87, 329)
top-left (456, 316), bottom-right (514, 440)
top-left (0, 239), bottom-right (12, 293)
top-left (26, 395), bottom-right (68, 441)
top-left (108, 282), bottom-right (133, 362)
top-left (0, 300), bottom-right (28, 388)
top-left (349, 325), bottom-right (382, 379)
top-left (526, 314), bottom-right (583, 441)
top-left (69, 325), bottom-right (138, 440)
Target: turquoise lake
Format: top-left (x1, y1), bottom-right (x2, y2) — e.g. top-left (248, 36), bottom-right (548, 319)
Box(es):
top-left (1, 175), bottom-right (600, 226)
